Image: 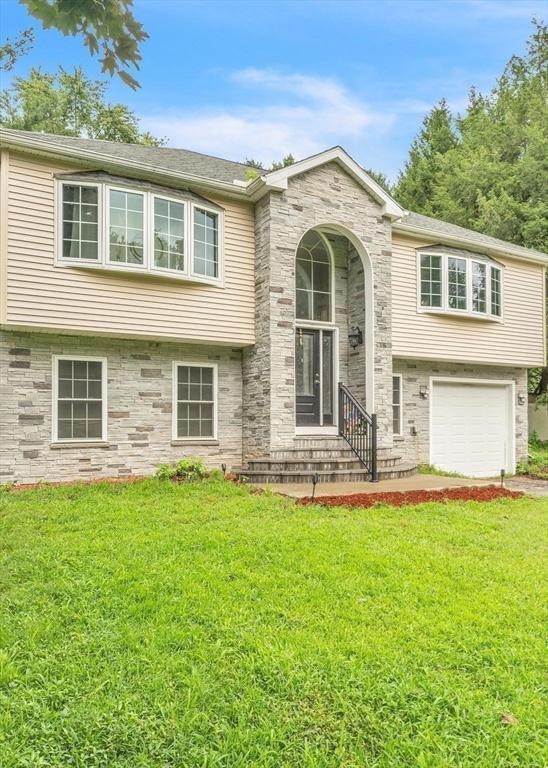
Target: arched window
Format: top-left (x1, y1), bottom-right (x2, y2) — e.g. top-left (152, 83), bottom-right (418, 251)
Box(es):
top-left (295, 230), bottom-right (332, 322)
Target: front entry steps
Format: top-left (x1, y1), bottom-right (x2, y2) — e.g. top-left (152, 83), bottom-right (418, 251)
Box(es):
top-left (236, 438), bottom-right (416, 484)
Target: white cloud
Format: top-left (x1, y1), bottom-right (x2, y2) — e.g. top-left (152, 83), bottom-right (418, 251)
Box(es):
top-left (140, 69), bottom-right (395, 168)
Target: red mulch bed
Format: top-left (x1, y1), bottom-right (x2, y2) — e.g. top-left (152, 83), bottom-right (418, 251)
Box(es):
top-left (298, 485), bottom-right (523, 508)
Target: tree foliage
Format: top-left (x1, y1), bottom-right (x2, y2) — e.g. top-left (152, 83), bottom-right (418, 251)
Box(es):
top-left (395, 21), bottom-right (547, 253)
top-left (395, 21), bottom-right (548, 394)
top-left (0, 66), bottom-right (162, 145)
top-left (0, 28), bottom-right (34, 71)
top-left (1, 0), bottom-right (146, 88)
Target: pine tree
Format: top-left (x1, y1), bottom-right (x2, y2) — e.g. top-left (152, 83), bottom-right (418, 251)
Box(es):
top-left (394, 99), bottom-right (457, 214)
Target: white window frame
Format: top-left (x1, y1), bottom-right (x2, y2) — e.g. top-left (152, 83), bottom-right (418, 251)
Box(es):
top-left (151, 193), bottom-right (187, 276)
top-left (105, 184), bottom-right (147, 271)
top-left (57, 181), bottom-right (104, 265)
top-left (490, 265), bottom-right (502, 318)
top-left (190, 202), bottom-right (223, 283)
top-left (52, 354), bottom-right (108, 443)
top-left (392, 374), bottom-right (403, 437)
top-left (55, 180), bottom-right (223, 287)
top-left (172, 361), bottom-right (218, 442)
top-left (416, 251), bottom-right (503, 321)
top-left (295, 230), bottom-right (336, 326)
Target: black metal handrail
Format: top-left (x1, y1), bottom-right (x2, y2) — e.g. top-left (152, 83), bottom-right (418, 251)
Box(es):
top-left (338, 382), bottom-right (378, 482)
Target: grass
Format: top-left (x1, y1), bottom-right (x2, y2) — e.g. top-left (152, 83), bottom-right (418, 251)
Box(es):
top-left (0, 479), bottom-right (547, 767)
top-left (517, 437), bottom-right (548, 480)
top-left (417, 464), bottom-right (467, 478)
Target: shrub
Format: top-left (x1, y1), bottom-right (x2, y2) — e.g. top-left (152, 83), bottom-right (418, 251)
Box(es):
top-left (156, 457), bottom-right (212, 482)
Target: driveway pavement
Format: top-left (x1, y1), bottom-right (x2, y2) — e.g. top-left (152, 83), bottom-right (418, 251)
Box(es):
top-left (505, 477), bottom-right (548, 497)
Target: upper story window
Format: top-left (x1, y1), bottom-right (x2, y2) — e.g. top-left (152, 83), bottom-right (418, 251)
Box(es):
top-left (62, 184), bottom-right (99, 261)
top-left (418, 248), bottom-right (503, 320)
top-left (58, 179), bottom-right (222, 285)
top-left (154, 197), bottom-right (185, 272)
top-left (109, 189), bottom-right (145, 266)
top-left (296, 230), bottom-right (332, 322)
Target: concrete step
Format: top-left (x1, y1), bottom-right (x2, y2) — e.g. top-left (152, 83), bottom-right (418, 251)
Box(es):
top-left (247, 456), bottom-right (402, 472)
top-left (269, 446), bottom-right (396, 460)
top-left (236, 463), bottom-right (417, 484)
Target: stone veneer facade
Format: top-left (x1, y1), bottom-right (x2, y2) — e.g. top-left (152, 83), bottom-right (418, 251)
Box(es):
top-left (392, 358), bottom-right (529, 466)
top-left (242, 161), bottom-right (394, 458)
top-left (1, 160), bottom-right (533, 484)
top-left (0, 331), bottom-right (243, 484)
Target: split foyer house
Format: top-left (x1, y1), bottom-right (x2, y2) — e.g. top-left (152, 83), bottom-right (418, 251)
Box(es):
top-left (0, 129), bottom-right (546, 484)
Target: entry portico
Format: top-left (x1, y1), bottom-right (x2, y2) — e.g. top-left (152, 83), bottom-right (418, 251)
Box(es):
top-left (242, 156), bottom-right (398, 463)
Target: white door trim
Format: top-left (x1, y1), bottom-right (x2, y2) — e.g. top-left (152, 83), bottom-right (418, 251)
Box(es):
top-left (429, 376), bottom-right (516, 475)
top-left (294, 325), bottom-right (339, 434)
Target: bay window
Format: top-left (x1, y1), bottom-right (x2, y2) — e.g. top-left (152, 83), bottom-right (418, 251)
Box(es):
top-left (418, 249), bottom-right (502, 319)
top-left (491, 267), bottom-right (502, 317)
top-left (472, 261), bottom-right (487, 313)
top-left (447, 257), bottom-right (467, 310)
top-left (61, 184), bottom-right (99, 261)
top-left (193, 207), bottom-right (218, 278)
top-left (108, 189), bottom-right (145, 266)
top-left (154, 197), bottom-right (185, 272)
top-left (419, 254), bottom-right (442, 308)
top-left (57, 180), bottom-right (222, 284)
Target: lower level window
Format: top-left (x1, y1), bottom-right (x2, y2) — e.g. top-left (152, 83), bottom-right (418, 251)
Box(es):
top-left (53, 357), bottom-right (106, 441)
top-left (174, 363), bottom-right (217, 439)
top-left (392, 375), bottom-right (403, 436)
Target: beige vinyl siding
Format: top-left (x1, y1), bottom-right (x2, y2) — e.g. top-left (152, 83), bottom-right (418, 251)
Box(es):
top-left (3, 153), bottom-right (255, 345)
top-left (392, 234), bottom-right (546, 367)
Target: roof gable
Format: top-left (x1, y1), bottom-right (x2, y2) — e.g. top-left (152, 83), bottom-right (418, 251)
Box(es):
top-left (248, 146), bottom-right (403, 218)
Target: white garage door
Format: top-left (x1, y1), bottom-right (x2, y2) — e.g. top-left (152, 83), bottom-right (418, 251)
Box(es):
top-left (431, 380), bottom-right (513, 477)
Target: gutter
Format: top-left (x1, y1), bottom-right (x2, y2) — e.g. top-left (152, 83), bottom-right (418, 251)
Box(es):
top-left (394, 221), bottom-right (548, 267)
top-left (0, 131), bottom-right (252, 201)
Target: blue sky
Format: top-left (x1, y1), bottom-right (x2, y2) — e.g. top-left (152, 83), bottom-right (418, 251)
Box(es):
top-left (0, 0), bottom-right (544, 180)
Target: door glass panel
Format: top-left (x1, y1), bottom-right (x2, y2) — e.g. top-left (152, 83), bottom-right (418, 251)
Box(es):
top-left (296, 331), bottom-right (314, 396)
top-left (322, 331), bottom-right (333, 424)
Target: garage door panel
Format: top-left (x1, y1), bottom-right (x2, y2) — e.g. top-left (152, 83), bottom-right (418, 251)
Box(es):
top-left (431, 381), bottom-right (512, 477)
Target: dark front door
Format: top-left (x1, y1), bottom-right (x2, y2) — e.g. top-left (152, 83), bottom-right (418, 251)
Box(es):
top-left (295, 328), bottom-right (334, 427)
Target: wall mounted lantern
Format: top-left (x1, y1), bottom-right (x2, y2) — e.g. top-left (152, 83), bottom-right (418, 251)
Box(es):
top-left (348, 326), bottom-right (363, 349)
top-left (419, 385), bottom-right (429, 399)
top-left (517, 392), bottom-right (526, 405)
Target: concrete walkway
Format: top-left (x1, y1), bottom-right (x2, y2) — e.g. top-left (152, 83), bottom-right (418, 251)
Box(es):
top-left (255, 474), bottom-right (495, 499)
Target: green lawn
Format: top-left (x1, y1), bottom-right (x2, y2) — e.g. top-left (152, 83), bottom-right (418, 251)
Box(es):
top-left (1, 480), bottom-right (546, 767)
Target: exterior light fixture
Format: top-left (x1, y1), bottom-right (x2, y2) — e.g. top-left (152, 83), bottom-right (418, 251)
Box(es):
top-left (348, 326), bottom-right (363, 349)
top-left (419, 385), bottom-right (429, 399)
top-left (517, 392), bottom-right (526, 405)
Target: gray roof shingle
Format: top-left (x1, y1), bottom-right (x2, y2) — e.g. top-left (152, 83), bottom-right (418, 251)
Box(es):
top-left (1, 128), bottom-right (545, 262)
top-left (398, 211), bottom-right (546, 261)
top-left (0, 129), bottom-right (259, 183)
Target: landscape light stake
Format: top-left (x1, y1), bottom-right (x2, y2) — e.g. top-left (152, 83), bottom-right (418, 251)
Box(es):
top-left (500, 469), bottom-right (505, 488)
top-left (221, 463), bottom-right (227, 477)
top-left (311, 472), bottom-right (320, 500)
